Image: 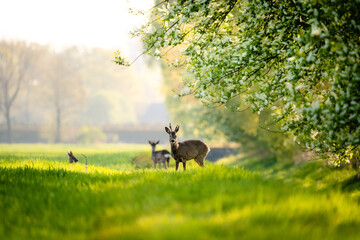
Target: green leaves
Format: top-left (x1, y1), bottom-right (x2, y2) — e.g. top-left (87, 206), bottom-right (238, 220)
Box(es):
top-left (113, 50), bottom-right (130, 66)
top-left (131, 0), bottom-right (360, 164)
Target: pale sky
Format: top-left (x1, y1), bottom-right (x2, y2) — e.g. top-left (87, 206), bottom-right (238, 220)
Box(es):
top-left (0, 0), bottom-right (165, 104)
top-left (0, 0), bottom-right (152, 53)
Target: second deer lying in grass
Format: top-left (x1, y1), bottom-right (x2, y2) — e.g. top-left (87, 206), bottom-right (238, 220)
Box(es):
top-left (148, 140), bottom-right (171, 169)
top-left (165, 123), bottom-right (210, 171)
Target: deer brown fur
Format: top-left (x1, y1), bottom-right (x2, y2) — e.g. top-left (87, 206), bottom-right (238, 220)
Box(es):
top-left (165, 123), bottom-right (210, 171)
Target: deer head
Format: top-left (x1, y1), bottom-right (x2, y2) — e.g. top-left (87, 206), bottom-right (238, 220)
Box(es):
top-left (67, 151), bottom-right (78, 163)
top-left (165, 123), bottom-right (180, 144)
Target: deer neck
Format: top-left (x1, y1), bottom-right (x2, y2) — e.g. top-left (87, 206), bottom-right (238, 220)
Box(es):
top-left (151, 146), bottom-right (156, 155)
top-left (170, 141), bottom-right (179, 154)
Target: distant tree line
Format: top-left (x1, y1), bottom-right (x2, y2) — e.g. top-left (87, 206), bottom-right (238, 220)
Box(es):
top-left (0, 40), bottom-right (152, 143)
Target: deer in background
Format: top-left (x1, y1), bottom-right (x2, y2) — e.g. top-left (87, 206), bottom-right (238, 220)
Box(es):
top-left (165, 123), bottom-right (210, 171)
top-left (67, 151), bottom-right (78, 163)
top-left (148, 140), bottom-right (171, 169)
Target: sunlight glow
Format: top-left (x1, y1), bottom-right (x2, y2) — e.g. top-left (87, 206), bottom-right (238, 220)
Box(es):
top-left (0, 0), bottom-right (153, 50)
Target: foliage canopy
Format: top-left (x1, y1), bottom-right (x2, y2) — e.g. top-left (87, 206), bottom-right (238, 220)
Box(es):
top-left (123, 0), bottom-right (360, 164)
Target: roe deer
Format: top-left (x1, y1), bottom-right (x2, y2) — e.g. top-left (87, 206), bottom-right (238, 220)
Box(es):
top-left (148, 140), bottom-right (171, 169)
top-left (165, 123), bottom-right (210, 171)
top-left (67, 151), bottom-right (78, 163)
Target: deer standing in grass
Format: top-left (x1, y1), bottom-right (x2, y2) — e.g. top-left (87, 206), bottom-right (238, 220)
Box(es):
top-left (148, 140), bottom-right (171, 169)
top-left (165, 123), bottom-right (210, 171)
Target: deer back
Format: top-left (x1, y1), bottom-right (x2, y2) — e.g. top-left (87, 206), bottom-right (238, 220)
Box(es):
top-left (173, 140), bottom-right (209, 161)
top-left (154, 150), bottom-right (171, 162)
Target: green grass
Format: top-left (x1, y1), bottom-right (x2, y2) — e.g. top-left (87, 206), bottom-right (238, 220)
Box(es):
top-left (0, 144), bottom-right (153, 170)
top-left (1, 144), bottom-right (360, 240)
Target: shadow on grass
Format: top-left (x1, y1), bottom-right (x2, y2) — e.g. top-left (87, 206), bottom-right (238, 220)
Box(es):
top-left (218, 151), bottom-right (360, 198)
top-left (342, 173), bottom-right (360, 192)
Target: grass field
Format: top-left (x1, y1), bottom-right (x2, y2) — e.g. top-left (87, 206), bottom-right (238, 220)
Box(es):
top-left (1, 144), bottom-right (360, 240)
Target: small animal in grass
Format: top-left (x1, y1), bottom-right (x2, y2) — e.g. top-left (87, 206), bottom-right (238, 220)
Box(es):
top-left (165, 123), bottom-right (210, 171)
top-left (67, 151), bottom-right (79, 163)
top-left (148, 140), bottom-right (171, 169)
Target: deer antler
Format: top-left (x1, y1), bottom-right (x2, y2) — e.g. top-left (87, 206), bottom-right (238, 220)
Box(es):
top-left (169, 123), bottom-right (173, 131)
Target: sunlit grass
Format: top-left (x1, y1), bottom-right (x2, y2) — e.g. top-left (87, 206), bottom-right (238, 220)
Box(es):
top-left (1, 144), bottom-right (360, 240)
top-left (0, 143), bottom-right (153, 170)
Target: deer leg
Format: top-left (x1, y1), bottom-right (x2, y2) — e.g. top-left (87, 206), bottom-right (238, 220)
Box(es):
top-left (163, 161), bottom-right (167, 169)
top-left (175, 161), bottom-right (179, 171)
top-left (167, 158), bottom-right (170, 168)
top-left (194, 158), bottom-right (200, 166)
top-left (195, 156), bottom-right (205, 167)
top-left (183, 161), bottom-right (186, 171)
top-left (153, 161), bottom-right (156, 168)
top-left (199, 159), bottom-right (205, 167)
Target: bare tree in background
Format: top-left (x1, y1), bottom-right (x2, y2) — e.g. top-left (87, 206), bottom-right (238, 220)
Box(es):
top-left (0, 41), bottom-right (36, 143)
top-left (40, 47), bottom-right (84, 142)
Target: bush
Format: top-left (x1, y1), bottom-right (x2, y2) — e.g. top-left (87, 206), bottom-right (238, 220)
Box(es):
top-left (131, 154), bottom-right (153, 169)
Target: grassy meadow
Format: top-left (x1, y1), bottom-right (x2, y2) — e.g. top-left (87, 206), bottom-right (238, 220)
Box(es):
top-left (1, 144), bottom-right (360, 240)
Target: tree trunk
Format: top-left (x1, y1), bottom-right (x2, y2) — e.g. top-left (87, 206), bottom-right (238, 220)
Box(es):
top-left (5, 107), bottom-right (12, 143)
top-left (55, 106), bottom-right (61, 143)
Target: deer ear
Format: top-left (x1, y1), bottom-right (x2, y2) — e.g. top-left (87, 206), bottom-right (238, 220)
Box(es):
top-left (148, 140), bottom-right (151, 144)
top-left (175, 125), bottom-right (180, 133)
top-left (165, 127), bottom-right (171, 134)
top-left (156, 140), bottom-right (159, 144)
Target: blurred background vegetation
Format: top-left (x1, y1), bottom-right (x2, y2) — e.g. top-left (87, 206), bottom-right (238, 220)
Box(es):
top-left (0, 41), bottom-right (170, 144)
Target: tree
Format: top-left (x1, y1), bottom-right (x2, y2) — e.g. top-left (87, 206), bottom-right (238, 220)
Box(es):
top-left (0, 41), bottom-right (37, 143)
top-left (163, 72), bottom-right (298, 160)
top-left (39, 47), bottom-right (84, 143)
top-left (79, 48), bottom-right (141, 126)
top-left (118, 0), bottom-right (360, 165)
